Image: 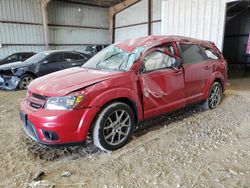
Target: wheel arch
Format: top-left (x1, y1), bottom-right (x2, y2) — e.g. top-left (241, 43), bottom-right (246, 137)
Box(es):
top-left (88, 97), bottom-right (140, 138)
top-left (22, 71), bottom-right (37, 78)
top-left (213, 77), bottom-right (224, 90)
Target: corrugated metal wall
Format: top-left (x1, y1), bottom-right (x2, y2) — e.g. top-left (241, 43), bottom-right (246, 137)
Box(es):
top-left (48, 1), bottom-right (109, 52)
top-left (0, 0), bottom-right (45, 59)
top-left (115, 0), bottom-right (163, 42)
top-left (161, 0), bottom-right (240, 51)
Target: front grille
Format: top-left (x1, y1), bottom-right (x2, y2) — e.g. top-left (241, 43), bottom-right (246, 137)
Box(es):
top-left (32, 93), bottom-right (48, 101)
top-left (26, 90), bottom-right (47, 109)
top-left (30, 102), bottom-right (42, 109)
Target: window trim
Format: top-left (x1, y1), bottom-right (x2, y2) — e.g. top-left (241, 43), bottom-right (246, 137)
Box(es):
top-left (46, 53), bottom-right (65, 64)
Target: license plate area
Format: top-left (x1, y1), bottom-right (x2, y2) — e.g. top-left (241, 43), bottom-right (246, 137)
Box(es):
top-left (20, 112), bottom-right (27, 125)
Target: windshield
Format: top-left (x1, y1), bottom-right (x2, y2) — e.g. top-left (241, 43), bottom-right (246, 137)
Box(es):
top-left (83, 45), bottom-right (140, 71)
top-left (24, 52), bottom-right (49, 64)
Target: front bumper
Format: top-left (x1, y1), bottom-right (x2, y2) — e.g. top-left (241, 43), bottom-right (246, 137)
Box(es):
top-left (0, 75), bottom-right (20, 90)
top-left (20, 98), bottom-right (100, 146)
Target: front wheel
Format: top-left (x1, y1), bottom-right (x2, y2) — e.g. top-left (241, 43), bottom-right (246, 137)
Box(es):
top-left (18, 74), bottom-right (35, 90)
top-left (92, 102), bottom-right (135, 151)
top-left (204, 82), bottom-right (223, 110)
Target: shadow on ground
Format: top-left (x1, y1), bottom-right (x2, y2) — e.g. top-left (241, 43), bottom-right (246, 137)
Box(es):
top-left (22, 101), bottom-right (210, 161)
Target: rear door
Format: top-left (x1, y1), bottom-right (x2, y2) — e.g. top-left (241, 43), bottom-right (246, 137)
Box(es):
top-left (179, 43), bottom-right (212, 104)
top-left (62, 52), bottom-right (88, 69)
top-left (139, 45), bottom-right (185, 119)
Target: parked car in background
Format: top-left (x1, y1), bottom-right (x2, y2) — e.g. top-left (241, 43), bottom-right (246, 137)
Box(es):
top-left (85, 45), bottom-right (108, 56)
top-left (0, 52), bottom-right (36, 65)
top-left (20, 36), bottom-right (227, 151)
top-left (0, 50), bottom-right (90, 90)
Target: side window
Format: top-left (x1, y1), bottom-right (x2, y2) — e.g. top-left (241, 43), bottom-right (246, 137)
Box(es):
top-left (8, 54), bottom-right (19, 61)
top-left (143, 51), bottom-right (177, 72)
top-left (64, 53), bottom-right (83, 62)
top-left (180, 44), bottom-right (205, 64)
top-left (22, 53), bottom-right (33, 59)
top-left (47, 54), bottom-right (64, 64)
top-left (162, 45), bottom-right (176, 55)
top-left (203, 48), bottom-right (219, 60)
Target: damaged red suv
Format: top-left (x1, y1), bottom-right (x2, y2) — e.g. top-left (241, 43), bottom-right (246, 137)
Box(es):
top-left (20, 36), bottom-right (227, 151)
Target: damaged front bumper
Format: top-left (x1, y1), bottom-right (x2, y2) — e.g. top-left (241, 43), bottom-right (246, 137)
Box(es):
top-left (0, 75), bottom-right (20, 90)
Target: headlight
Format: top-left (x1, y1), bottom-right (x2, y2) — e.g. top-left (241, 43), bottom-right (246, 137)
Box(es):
top-left (44, 95), bottom-right (84, 110)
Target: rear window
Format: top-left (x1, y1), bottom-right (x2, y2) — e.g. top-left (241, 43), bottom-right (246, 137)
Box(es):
top-left (180, 44), bottom-right (205, 64)
top-left (203, 47), bottom-right (220, 60)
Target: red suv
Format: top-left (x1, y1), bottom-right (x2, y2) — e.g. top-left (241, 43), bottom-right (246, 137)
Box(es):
top-left (20, 36), bottom-right (227, 151)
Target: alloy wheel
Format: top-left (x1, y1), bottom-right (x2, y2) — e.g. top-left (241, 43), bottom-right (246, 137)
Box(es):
top-left (208, 84), bottom-right (222, 109)
top-left (21, 76), bottom-right (33, 89)
top-left (103, 110), bottom-right (131, 146)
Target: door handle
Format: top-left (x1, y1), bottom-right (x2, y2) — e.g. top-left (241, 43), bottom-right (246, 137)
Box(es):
top-left (172, 71), bottom-right (182, 76)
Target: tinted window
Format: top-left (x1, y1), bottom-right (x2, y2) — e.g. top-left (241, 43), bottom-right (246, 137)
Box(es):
top-left (8, 54), bottom-right (20, 61)
top-left (203, 48), bottom-right (219, 60)
top-left (22, 53), bottom-right (34, 59)
top-left (47, 53), bottom-right (64, 64)
top-left (180, 44), bottom-right (205, 64)
top-left (144, 51), bottom-right (177, 72)
top-left (64, 53), bottom-right (84, 61)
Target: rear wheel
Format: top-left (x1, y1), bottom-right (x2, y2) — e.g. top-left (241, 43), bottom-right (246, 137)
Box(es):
top-left (18, 74), bottom-right (35, 90)
top-left (92, 102), bottom-right (134, 151)
top-left (204, 82), bottom-right (223, 110)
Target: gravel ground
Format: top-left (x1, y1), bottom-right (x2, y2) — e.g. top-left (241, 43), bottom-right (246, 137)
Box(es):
top-left (0, 78), bottom-right (250, 187)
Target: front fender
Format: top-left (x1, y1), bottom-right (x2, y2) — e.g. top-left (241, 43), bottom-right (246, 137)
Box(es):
top-left (88, 87), bottom-right (143, 121)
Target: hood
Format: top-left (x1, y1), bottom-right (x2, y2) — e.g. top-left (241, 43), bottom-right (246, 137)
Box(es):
top-left (28, 67), bottom-right (123, 96)
top-left (0, 61), bottom-right (25, 70)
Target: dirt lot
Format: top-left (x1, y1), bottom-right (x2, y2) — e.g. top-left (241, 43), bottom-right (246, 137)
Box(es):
top-left (0, 78), bottom-right (250, 188)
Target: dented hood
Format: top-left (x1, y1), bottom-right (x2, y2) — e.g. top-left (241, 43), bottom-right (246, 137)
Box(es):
top-left (28, 67), bottom-right (121, 96)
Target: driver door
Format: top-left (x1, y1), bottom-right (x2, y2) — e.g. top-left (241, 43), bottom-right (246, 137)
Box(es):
top-left (36, 53), bottom-right (65, 76)
top-left (139, 47), bottom-right (185, 119)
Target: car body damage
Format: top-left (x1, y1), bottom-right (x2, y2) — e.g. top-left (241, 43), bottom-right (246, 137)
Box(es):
top-left (0, 50), bottom-right (90, 90)
top-left (0, 75), bottom-right (20, 90)
top-left (20, 35), bottom-right (228, 151)
top-left (141, 75), bottom-right (168, 98)
top-left (0, 61), bottom-right (34, 90)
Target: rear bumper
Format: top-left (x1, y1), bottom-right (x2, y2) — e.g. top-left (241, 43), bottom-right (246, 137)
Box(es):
top-left (20, 99), bottom-right (100, 145)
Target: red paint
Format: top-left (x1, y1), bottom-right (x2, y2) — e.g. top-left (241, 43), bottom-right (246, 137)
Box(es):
top-left (20, 35), bottom-right (227, 145)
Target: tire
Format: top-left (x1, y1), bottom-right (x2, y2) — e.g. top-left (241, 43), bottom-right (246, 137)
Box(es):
top-left (92, 102), bottom-right (135, 151)
top-left (18, 74), bottom-right (35, 90)
top-left (203, 82), bottom-right (223, 110)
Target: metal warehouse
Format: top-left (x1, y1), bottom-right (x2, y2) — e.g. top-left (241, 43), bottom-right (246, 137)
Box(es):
top-left (0, 0), bottom-right (250, 187)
